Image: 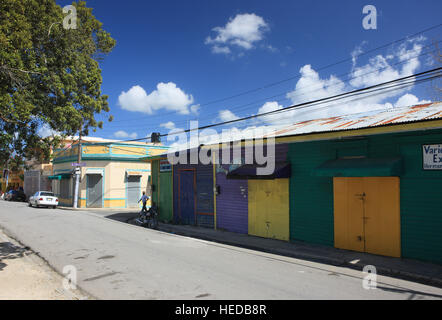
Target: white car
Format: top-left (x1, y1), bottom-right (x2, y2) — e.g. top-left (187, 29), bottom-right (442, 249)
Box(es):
top-left (29, 191), bottom-right (59, 208)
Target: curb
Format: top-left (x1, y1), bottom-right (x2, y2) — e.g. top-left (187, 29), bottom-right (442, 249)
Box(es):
top-left (157, 225), bottom-right (442, 289)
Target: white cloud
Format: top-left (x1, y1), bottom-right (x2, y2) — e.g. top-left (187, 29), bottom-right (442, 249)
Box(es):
top-left (211, 45), bottom-right (231, 54)
top-left (351, 41), bottom-right (367, 67)
top-left (218, 109), bottom-right (240, 122)
top-left (280, 37), bottom-right (430, 122)
top-left (350, 38), bottom-right (424, 88)
top-left (256, 101), bottom-right (289, 126)
top-left (394, 93), bottom-right (430, 108)
top-left (205, 13), bottom-right (269, 54)
top-left (190, 104), bottom-right (200, 115)
top-left (287, 64), bottom-right (346, 105)
top-left (113, 130), bottom-right (137, 139)
top-left (160, 121), bottom-right (176, 130)
top-left (118, 82), bottom-right (196, 115)
top-left (163, 37), bottom-right (432, 149)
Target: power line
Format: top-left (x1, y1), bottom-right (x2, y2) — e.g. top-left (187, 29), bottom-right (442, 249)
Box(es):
top-left (270, 74), bottom-right (439, 117)
top-left (102, 40), bottom-right (439, 132)
top-left (104, 23), bottom-right (442, 125)
top-left (288, 76), bottom-right (438, 119)
top-left (130, 45), bottom-right (439, 131)
top-left (91, 67), bottom-right (441, 145)
top-left (157, 67), bottom-right (441, 137)
top-left (196, 23), bottom-right (440, 107)
top-left (102, 45), bottom-right (439, 133)
top-left (160, 74), bottom-right (439, 148)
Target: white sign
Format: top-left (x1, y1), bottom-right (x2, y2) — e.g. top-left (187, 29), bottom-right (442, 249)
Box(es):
top-left (423, 144), bottom-right (442, 170)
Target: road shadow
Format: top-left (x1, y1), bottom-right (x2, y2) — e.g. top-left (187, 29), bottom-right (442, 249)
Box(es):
top-left (0, 241), bottom-right (31, 271)
top-left (104, 211), bottom-right (139, 223)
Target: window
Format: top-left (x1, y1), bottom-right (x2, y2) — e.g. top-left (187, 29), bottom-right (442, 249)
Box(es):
top-left (40, 192), bottom-right (54, 196)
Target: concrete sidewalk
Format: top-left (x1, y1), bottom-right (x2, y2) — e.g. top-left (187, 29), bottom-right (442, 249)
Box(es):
top-left (71, 208), bottom-right (442, 289)
top-left (155, 223), bottom-right (442, 288)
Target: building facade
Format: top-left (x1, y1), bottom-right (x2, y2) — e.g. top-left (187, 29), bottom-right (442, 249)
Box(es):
top-left (148, 155), bottom-right (173, 222)
top-left (145, 102), bottom-right (442, 264)
top-left (172, 148), bottom-right (216, 228)
top-left (51, 141), bottom-right (168, 208)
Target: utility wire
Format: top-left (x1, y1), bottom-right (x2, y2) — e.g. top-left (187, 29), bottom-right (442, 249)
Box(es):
top-left (124, 45), bottom-right (439, 131)
top-left (104, 23), bottom-right (442, 125)
top-left (102, 41), bottom-right (439, 132)
top-left (89, 67), bottom-right (441, 145)
top-left (196, 23), bottom-right (441, 108)
top-left (157, 67), bottom-right (441, 137)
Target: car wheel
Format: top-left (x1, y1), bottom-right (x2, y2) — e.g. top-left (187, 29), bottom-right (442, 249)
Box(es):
top-left (28, 202), bottom-right (32, 207)
top-left (52, 206), bottom-right (56, 209)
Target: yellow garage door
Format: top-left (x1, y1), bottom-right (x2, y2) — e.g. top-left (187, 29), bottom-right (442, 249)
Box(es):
top-left (248, 179), bottom-right (289, 241)
top-left (333, 177), bottom-right (401, 257)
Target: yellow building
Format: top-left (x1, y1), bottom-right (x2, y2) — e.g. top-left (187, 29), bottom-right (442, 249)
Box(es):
top-left (50, 140), bottom-right (168, 208)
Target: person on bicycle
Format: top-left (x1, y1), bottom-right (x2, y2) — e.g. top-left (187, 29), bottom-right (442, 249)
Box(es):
top-left (138, 191), bottom-right (150, 214)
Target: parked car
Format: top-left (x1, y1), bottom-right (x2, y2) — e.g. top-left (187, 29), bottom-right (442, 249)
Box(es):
top-left (28, 191), bottom-right (58, 208)
top-left (4, 190), bottom-right (26, 202)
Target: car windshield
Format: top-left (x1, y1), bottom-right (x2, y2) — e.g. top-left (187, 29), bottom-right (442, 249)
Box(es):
top-left (40, 192), bottom-right (54, 196)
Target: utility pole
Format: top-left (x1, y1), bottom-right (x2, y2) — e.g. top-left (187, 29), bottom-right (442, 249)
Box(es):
top-left (73, 133), bottom-right (82, 208)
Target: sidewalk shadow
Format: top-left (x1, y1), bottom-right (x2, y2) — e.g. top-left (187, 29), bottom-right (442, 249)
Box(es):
top-left (0, 242), bottom-right (31, 272)
top-left (377, 285), bottom-right (442, 299)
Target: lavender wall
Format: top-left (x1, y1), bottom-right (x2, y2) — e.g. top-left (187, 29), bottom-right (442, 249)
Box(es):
top-left (216, 168), bottom-right (249, 234)
top-left (214, 143), bottom-right (289, 234)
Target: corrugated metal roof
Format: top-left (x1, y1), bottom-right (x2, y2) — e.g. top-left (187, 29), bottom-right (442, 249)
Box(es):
top-left (145, 102), bottom-right (442, 158)
top-left (269, 102), bottom-right (442, 138)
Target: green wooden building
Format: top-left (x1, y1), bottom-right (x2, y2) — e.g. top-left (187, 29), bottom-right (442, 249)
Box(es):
top-left (273, 102), bottom-right (442, 264)
top-left (146, 155), bottom-right (173, 222)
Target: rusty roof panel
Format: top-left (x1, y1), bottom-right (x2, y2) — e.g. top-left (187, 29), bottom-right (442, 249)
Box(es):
top-left (271, 102), bottom-right (442, 138)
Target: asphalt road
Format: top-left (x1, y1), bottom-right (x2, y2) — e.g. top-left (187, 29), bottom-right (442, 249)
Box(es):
top-left (0, 200), bottom-right (441, 300)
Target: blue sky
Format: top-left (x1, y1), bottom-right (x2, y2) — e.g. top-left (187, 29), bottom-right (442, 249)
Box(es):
top-left (53, 0), bottom-right (441, 143)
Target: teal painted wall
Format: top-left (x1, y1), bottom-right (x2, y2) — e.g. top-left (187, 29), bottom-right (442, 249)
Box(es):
top-left (288, 129), bottom-right (442, 264)
top-left (152, 160), bottom-right (159, 206)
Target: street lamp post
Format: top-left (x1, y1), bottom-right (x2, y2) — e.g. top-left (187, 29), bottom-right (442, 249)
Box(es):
top-left (72, 134), bottom-right (81, 208)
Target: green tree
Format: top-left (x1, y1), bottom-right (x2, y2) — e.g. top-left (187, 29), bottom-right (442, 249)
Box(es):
top-left (0, 0), bottom-right (116, 166)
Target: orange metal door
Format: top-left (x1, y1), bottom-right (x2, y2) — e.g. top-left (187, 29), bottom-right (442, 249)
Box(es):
top-left (333, 178), bottom-right (365, 252)
top-left (363, 177), bottom-right (401, 257)
top-left (333, 177), bottom-right (401, 258)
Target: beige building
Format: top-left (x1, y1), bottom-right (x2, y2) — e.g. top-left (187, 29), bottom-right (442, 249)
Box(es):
top-left (50, 140), bottom-right (168, 208)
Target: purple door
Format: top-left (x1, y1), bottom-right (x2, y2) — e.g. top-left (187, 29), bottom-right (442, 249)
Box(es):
top-left (179, 170), bottom-right (195, 225)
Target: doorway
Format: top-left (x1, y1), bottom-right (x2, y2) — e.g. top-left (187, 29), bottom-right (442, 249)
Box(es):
top-left (333, 177), bottom-right (400, 257)
top-left (86, 174), bottom-right (103, 208)
top-left (248, 179), bottom-right (289, 241)
top-left (178, 170), bottom-right (196, 225)
top-left (127, 175), bottom-right (141, 208)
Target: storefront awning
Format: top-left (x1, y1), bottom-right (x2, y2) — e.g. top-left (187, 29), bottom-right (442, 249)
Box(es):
top-left (313, 157), bottom-right (403, 177)
top-left (126, 171), bottom-right (142, 176)
top-left (48, 173), bottom-right (71, 180)
top-left (86, 169), bottom-right (103, 176)
top-left (227, 162), bottom-right (291, 180)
